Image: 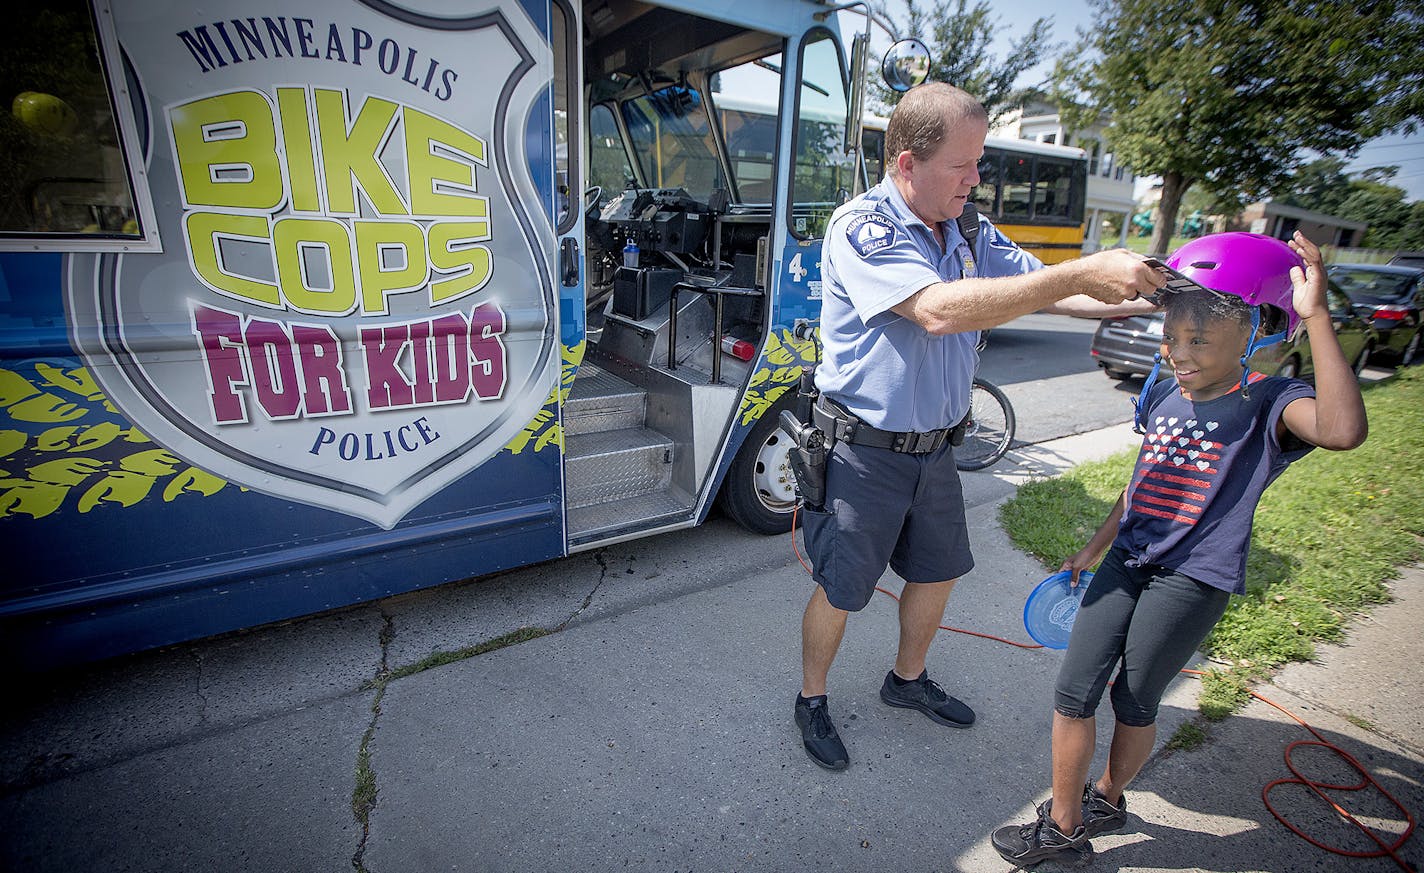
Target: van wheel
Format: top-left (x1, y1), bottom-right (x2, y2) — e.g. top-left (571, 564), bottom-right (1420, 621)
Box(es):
top-left (719, 401), bottom-right (798, 535)
top-left (1276, 356), bottom-right (1301, 379)
top-left (1104, 368), bottom-right (1132, 381)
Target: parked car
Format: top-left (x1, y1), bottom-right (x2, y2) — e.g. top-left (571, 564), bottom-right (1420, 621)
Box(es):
top-left (1090, 285), bottom-right (1378, 381)
top-left (1327, 262), bottom-right (1424, 365)
top-left (1388, 253), bottom-right (1424, 269)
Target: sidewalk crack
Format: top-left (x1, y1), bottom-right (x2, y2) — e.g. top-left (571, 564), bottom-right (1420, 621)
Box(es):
top-left (557, 550), bottom-right (611, 631)
top-left (350, 611), bottom-right (394, 873)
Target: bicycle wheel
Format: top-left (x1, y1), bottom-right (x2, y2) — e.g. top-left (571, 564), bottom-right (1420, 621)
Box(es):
top-left (955, 378), bottom-right (1015, 471)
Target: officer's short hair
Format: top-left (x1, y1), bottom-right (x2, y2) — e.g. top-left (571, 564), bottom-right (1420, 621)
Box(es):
top-left (885, 83), bottom-right (987, 177)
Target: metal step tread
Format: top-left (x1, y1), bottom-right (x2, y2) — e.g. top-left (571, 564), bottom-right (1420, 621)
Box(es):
top-left (564, 425), bottom-right (671, 459)
top-left (564, 363), bottom-right (647, 436)
top-left (567, 488), bottom-right (695, 543)
top-left (566, 363), bottom-right (641, 401)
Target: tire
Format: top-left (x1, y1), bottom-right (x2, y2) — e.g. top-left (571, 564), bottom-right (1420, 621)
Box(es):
top-left (1276, 356), bottom-right (1301, 379)
top-left (1103, 368), bottom-right (1132, 381)
top-left (718, 400), bottom-right (798, 535)
top-left (955, 378), bottom-right (1016, 471)
top-left (1352, 343), bottom-right (1372, 376)
top-left (1402, 328), bottom-right (1422, 366)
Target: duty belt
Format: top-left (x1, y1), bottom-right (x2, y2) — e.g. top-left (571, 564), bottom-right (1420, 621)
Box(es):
top-left (813, 397), bottom-right (967, 455)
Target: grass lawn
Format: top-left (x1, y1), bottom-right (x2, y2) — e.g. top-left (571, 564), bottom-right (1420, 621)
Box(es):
top-left (1000, 366), bottom-right (1424, 717)
top-left (1122, 235), bottom-right (1194, 256)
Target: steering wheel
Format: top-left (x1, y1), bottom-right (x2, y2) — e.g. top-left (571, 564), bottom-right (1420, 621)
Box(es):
top-left (583, 185), bottom-right (603, 218)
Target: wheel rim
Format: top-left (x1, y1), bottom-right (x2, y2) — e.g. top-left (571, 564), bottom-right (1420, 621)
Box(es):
top-left (1354, 346), bottom-right (1370, 375)
top-left (1406, 330), bottom-right (1421, 362)
top-left (959, 386), bottom-right (1011, 466)
top-left (1278, 358), bottom-right (1298, 379)
top-left (752, 428), bottom-right (797, 512)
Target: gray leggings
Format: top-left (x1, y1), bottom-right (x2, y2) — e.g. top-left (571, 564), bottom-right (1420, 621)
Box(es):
top-left (1054, 548), bottom-right (1231, 727)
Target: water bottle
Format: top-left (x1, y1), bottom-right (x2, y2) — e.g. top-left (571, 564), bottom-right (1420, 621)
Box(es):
top-left (622, 239), bottom-right (639, 268)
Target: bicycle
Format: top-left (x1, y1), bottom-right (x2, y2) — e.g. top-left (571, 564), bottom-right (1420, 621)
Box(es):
top-left (955, 376), bottom-right (1016, 471)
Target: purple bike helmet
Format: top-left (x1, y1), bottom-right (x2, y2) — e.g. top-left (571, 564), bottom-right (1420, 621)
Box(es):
top-left (1165, 232), bottom-right (1303, 339)
top-left (1132, 233), bottom-right (1304, 431)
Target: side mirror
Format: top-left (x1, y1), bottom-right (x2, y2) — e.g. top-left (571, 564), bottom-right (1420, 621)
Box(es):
top-left (882, 39), bottom-right (930, 92)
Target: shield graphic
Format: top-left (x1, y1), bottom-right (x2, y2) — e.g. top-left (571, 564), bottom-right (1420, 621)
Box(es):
top-left (65, 0), bottom-right (559, 529)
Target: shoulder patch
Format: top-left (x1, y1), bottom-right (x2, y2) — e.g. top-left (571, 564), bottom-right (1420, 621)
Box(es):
top-left (844, 213), bottom-right (897, 258)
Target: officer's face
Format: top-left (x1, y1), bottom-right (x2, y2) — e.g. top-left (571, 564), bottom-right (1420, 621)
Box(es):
top-left (897, 117), bottom-right (986, 225)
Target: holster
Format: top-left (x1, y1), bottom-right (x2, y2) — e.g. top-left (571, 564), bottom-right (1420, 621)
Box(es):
top-left (780, 366), bottom-right (827, 511)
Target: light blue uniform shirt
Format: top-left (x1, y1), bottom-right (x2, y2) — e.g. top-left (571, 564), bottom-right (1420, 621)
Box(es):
top-left (816, 177), bottom-right (1042, 432)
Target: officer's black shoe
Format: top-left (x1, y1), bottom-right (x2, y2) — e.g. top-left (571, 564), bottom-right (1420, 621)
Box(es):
top-left (991, 801), bottom-right (1094, 867)
top-left (879, 669), bottom-right (975, 728)
top-left (794, 694), bottom-right (848, 770)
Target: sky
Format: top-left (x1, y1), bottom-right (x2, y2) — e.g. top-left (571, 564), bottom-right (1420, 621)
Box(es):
top-left (909, 0), bottom-right (1424, 202)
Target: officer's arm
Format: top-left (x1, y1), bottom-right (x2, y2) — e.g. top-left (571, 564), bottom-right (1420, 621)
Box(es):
top-left (891, 249), bottom-right (1163, 335)
top-left (1039, 294), bottom-right (1160, 318)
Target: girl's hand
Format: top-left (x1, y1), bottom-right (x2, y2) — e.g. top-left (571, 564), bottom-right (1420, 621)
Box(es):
top-left (1287, 230), bottom-right (1329, 324)
top-left (1059, 548), bottom-right (1101, 588)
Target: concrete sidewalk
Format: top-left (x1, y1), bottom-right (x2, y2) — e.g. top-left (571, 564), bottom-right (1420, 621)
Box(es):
top-left (2, 423), bottom-right (1420, 873)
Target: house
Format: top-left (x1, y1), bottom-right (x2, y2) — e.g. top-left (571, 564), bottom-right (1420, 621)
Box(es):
top-left (1230, 201), bottom-right (1367, 247)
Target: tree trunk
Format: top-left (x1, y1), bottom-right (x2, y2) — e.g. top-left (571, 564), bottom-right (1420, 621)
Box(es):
top-left (1149, 173), bottom-right (1191, 256)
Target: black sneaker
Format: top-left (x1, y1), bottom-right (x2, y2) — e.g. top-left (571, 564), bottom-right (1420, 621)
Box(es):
top-left (1081, 782), bottom-right (1129, 837)
top-left (794, 694), bottom-right (848, 770)
top-left (878, 670), bottom-right (975, 728)
top-left (991, 801), bottom-right (1094, 867)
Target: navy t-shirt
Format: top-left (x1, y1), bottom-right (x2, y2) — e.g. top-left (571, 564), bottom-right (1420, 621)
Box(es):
top-left (1114, 375), bottom-right (1315, 594)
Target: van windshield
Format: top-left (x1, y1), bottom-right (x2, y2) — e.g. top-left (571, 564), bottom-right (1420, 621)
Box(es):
top-left (622, 86), bottom-right (724, 200)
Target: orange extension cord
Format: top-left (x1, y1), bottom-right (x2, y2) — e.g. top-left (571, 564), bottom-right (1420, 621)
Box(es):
top-left (789, 505), bottom-right (1419, 870)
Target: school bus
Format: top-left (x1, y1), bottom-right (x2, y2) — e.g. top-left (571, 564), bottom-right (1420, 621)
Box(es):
top-left (862, 117), bottom-right (1089, 264)
top-left (0, 0), bottom-right (926, 667)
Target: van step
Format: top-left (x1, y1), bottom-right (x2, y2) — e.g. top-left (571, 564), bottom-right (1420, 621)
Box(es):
top-left (564, 426), bottom-right (673, 509)
top-left (567, 488), bottom-right (694, 544)
top-left (564, 364), bottom-right (646, 436)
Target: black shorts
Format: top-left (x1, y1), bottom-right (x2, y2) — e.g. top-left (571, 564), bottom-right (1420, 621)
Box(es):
top-left (1054, 548), bottom-right (1231, 726)
top-left (799, 439), bottom-right (974, 611)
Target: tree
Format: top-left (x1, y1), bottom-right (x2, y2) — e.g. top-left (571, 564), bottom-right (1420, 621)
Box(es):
top-left (1055, 0), bottom-right (1424, 255)
top-left (871, 0), bottom-right (1055, 124)
top-left (1270, 157), bottom-right (1354, 217)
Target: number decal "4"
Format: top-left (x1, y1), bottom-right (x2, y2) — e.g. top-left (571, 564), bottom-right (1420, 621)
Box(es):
top-left (788, 252), bottom-right (807, 282)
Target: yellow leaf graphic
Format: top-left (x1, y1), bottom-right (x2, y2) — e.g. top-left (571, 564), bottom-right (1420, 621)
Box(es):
top-left (78, 470), bottom-right (158, 511)
top-left (7, 393), bottom-right (87, 423)
top-left (0, 481), bottom-right (68, 519)
top-left (120, 449), bottom-right (183, 477)
top-left (29, 457), bottom-right (106, 486)
top-left (0, 429), bottom-right (28, 458)
top-left (162, 467), bottom-right (227, 501)
top-left (35, 363), bottom-right (105, 402)
top-left (37, 426), bottom-right (80, 452)
top-left (534, 422), bottom-right (564, 453)
top-left (0, 369), bottom-right (40, 408)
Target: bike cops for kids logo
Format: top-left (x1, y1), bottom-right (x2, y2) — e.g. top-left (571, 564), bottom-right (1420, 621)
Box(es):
top-left (64, 1), bottom-right (558, 528)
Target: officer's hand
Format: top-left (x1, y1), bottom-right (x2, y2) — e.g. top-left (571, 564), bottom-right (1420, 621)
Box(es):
top-left (1072, 249), bottom-right (1166, 305)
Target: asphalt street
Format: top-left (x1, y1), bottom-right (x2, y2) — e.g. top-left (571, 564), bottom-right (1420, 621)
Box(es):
top-left (3, 317), bottom-right (1419, 873)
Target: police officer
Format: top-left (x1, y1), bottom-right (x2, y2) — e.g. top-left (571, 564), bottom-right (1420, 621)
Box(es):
top-left (795, 83), bottom-right (1164, 770)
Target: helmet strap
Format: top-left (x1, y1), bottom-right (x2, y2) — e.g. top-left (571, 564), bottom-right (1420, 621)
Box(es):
top-left (1238, 305), bottom-right (1286, 398)
top-left (1133, 352), bottom-right (1165, 434)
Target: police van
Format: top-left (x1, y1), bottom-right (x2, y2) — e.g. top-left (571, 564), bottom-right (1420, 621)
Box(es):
top-left (0, 0), bottom-right (926, 666)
